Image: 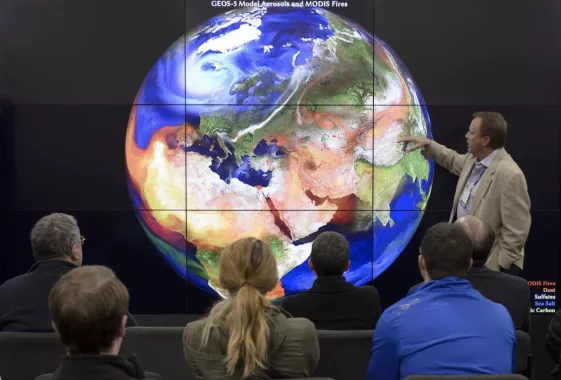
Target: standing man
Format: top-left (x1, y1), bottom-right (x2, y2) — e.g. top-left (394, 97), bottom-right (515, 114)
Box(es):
top-left (399, 112), bottom-right (531, 275)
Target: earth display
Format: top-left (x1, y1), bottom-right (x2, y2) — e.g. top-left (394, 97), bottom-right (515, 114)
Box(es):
top-left (125, 6), bottom-right (433, 298)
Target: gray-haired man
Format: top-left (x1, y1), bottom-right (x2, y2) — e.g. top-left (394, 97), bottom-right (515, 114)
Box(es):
top-left (0, 213), bottom-right (137, 332)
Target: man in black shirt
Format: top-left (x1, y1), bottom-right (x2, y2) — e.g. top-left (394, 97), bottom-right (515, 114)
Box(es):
top-left (282, 231), bottom-right (381, 330)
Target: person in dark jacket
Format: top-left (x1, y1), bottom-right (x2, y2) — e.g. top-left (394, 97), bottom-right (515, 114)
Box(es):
top-left (34, 265), bottom-right (161, 380)
top-left (0, 213), bottom-right (137, 332)
top-left (282, 231), bottom-right (381, 330)
top-left (457, 216), bottom-right (531, 332)
top-left (409, 216), bottom-right (531, 333)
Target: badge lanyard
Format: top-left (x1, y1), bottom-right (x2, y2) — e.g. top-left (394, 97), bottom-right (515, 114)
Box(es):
top-left (460, 165), bottom-right (486, 208)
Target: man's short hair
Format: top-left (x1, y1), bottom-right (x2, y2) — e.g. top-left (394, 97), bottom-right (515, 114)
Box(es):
top-left (420, 222), bottom-right (473, 280)
top-left (49, 265), bottom-right (129, 354)
top-left (310, 231), bottom-right (350, 276)
top-left (455, 216), bottom-right (496, 265)
top-left (30, 213), bottom-right (80, 261)
top-left (472, 111), bottom-right (508, 149)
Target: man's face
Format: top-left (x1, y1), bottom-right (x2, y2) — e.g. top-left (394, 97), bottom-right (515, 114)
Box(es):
top-left (465, 117), bottom-right (489, 155)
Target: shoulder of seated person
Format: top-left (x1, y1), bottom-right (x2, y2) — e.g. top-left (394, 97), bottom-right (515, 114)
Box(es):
top-left (282, 292), bottom-right (307, 302)
top-left (510, 275), bottom-right (530, 289)
top-left (476, 291), bottom-right (513, 310)
top-left (0, 275), bottom-right (24, 290)
top-left (183, 319), bottom-right (207, 340)
top-left (282, 319), bottom-right (318, 352)
top-left (284, 319), bottom-right (318, 346)
top-left (496, 271), bottom-right (529, 288)
top-left (491, 300), bottom-right (514, 318)
top-left (279, 294), bottom-right (304, 310)
top-left (285, 316), bottom-right (316, 331)
top-left (359, 283), bottom-right (379, 292)
top-left (356, 284), bottom-right (380, 297)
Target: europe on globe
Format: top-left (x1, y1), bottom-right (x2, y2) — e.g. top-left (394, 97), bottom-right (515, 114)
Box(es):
top-left (125, 6), bottom-right (433, 299)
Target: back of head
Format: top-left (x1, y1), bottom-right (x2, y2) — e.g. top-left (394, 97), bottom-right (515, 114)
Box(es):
top-left (472, 111), bottom-right (508, 149)
top-left (455, 216), bottom-right (495, 266)
top-left (310, 231), bottom-right (350, 276)
top-left (420, 222), bottom-right (473, 280)
top-left (31, 213), bottom-right (81, 262)
top-left (202, 237), bottom-right (278, 378)
top-left (49, 265), bottom-right (129, 354)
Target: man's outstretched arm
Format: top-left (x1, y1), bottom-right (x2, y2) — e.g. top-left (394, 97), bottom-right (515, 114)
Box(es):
top-left (398, 136), bottom-right (468, 177)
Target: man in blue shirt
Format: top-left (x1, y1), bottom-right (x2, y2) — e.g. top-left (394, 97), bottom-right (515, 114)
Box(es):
top-left (366, 222), bottom-right (516, 380)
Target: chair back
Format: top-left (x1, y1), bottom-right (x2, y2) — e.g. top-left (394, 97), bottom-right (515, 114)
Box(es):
top-left (313, 330), bottom-right (373, 380)
top-left (0, 332), bottom-right (64, 380)
top-left (120, 327), bottom-right (193, 380)
top-left (514, 330), bottom-right (531, 375)
top-left (133, 314), bottom-right (203, 327)
top-left (404, 375), bottom-right (529, 379)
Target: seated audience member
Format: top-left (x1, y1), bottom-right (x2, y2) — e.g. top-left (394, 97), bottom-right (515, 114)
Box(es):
top-left (183, 237), bottom-right (319, 379)
top-left (367, 222), bottom-right (516, 380)
top-left (35, 265), bottom-right (161, 380)
top-left (546, 308), bottom-right (561, 377)
top-left (282, 231), bottom-right (381, 330)
top-left (409, 216), bottom-right (531, 332)
top-left (457, 215), bottom-right (531, 332)
top-left (0, 213), bottom-right (137, 332)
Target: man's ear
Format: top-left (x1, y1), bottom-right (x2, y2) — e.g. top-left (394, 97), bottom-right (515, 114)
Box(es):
top-left (70, 245), bottom-right (78, 260)
top-left (418, 254), bottom-right (426, 271)
top-left (69, 243), bottom-right (82, 263)
top-left (308, 258), bottom-right (314, 272)
top-left (345, 260), bottom-right (351, 272)
top-left (116, 315), bottom-right (127, 339)
top-left (468, 258), bottom-right (473, 271)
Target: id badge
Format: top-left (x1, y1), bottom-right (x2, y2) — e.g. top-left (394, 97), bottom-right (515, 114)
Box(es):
top-left (459, 187), bottom-right (471, 207)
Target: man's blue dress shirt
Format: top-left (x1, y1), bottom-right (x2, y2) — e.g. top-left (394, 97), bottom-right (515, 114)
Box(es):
top-left (366, 277), bottom-right (516, 380)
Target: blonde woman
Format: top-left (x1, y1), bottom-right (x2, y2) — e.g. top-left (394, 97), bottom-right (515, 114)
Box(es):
top-left (183, 237), bottom-right (320, 379)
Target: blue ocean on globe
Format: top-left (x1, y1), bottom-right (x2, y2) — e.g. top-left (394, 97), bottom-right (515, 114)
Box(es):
top-left (126, 6), bottom-right (433, 299)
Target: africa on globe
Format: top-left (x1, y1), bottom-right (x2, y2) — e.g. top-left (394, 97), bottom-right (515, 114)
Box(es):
top-left (125, 6), bottom-right (433, 299)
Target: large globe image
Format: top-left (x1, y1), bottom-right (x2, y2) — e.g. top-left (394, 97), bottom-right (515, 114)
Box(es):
top-left (125, 7), bottom-right (433, 299)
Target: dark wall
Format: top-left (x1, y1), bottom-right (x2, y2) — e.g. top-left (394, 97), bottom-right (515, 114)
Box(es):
top-left (375, 0), bottom-right (561, 106)
top-left (0, 98), bottom-right (13, 284)
top-left (0, 0), bottom-right (559, 314)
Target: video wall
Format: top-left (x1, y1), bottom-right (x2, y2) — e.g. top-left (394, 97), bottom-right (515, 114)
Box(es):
top-left (0, 0), bottom-right (559, 314)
